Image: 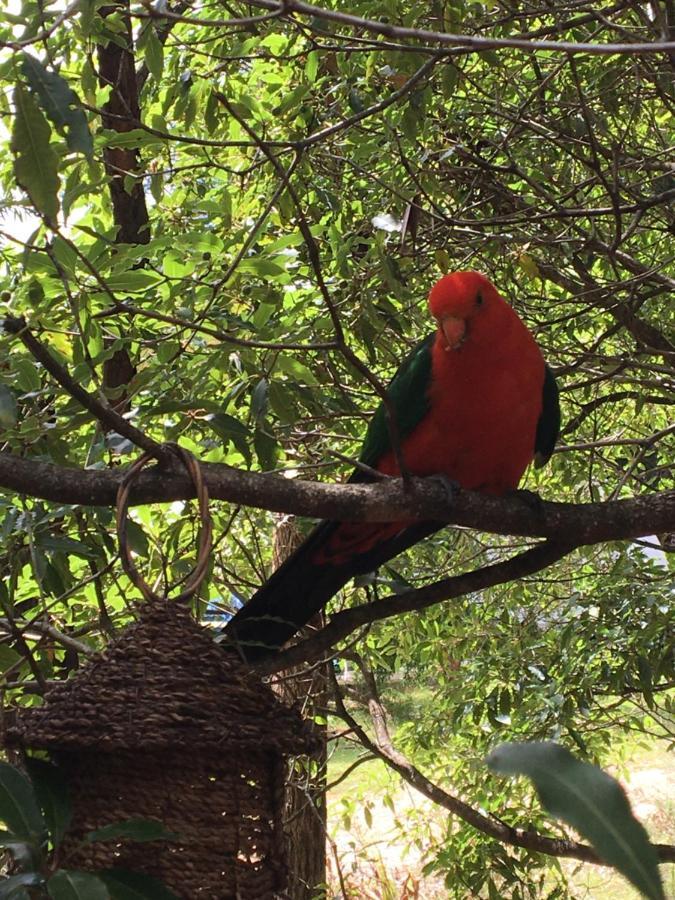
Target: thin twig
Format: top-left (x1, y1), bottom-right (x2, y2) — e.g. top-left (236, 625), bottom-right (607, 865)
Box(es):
top-left (244, 0), bottom-right (675, 56)
top-left (0, 618), bottom-right (94, 657)
top-left (215, 92), bottom-right (413, 482)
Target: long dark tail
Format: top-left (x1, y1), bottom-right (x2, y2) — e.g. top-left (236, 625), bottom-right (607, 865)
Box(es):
top-left (222, 518), bottom-right (443, 662)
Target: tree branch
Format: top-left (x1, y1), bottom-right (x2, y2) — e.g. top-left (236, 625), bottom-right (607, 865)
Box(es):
top-left (245, 0), bottom-right (675, 55)
top-left (0, 619), bottom-right (94, 657)
top-left (328, 668), bottom-right (675, 864)
top-left (3, 318), bottom-right (164, 459)
top-left (256, 541), bottom-right (575, 672)
top-left (1, 452), bottom-right (672, 546)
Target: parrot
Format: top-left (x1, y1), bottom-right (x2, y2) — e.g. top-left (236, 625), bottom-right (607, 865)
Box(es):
top-left (224, 271), bottom-right (560, 661)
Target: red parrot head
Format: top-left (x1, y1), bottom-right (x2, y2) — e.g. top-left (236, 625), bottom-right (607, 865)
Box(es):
top-left (428, 271), bottom-right (510, 352)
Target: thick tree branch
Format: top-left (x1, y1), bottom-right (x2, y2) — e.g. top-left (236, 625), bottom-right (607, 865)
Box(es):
top-left (97, 3), bottom-right (150, 245)
top-left (2, 452), bottom-right (673, 546)
top-left (96, 0), bottom-right (150, 422)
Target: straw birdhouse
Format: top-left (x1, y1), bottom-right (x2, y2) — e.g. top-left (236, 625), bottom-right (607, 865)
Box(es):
top-left (7, 601), bottom-right (317, 899)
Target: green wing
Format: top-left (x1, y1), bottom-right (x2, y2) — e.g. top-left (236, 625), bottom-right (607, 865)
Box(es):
top-left (356, 340), bottom-right (561, 475)
top-left (355, 333), bottom-right (435, 475)
top-left (534, 364), bottom-right (561, 468)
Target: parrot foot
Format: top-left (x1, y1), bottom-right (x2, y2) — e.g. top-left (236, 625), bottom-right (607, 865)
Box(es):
top-left (510, 488), bottom-right (544, 513)
top-left (427, 474), bottom-right (460, 505)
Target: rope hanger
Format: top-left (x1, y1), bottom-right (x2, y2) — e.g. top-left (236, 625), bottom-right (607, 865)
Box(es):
top-left (115, 443), bottom-right (213, 604)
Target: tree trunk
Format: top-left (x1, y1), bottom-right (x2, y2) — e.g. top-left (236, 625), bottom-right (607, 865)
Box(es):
top-left (96, 1), bottom-right (146, 416)
top-left (271, 515), bottom-right (328, 899)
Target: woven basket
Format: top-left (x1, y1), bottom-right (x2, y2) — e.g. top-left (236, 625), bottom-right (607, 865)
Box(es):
top-left (7, 602), bottom-right (317, 899)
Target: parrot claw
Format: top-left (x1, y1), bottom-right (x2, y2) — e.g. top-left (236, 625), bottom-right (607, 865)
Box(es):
top-left (427, 474), bottom-right (460, 505)
top-left (510, 488), bottom-right (544, 513)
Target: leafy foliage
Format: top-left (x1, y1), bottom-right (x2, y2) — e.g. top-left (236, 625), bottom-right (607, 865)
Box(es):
top-left (0, 762), bottom-right (46, 845)
top-left (0, 0), bottom-right (673, 896)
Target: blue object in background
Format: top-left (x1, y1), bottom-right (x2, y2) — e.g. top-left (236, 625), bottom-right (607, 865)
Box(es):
top-left (203, 593), bottom-right (244, 625)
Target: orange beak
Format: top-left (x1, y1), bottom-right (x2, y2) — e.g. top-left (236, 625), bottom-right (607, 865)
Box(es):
top-left (441, 315), bottom-right (466, 351)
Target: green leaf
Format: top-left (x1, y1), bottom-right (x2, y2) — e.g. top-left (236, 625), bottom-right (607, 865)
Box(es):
top-left (162, 251), bottom-right (195, 278)
top-left (251, 378), bottom-right (269, 423)
top-left (13, 359), bottom-right (42, 393)
top-left (268, 380), bottom-right (297, 425)
top-left (104, 271), bottom-right (162, 292)
top-left (274, 83), bottom-right (311, 117)
top-left (0, 646), bottom-right (22, 672)
top-left (24, 759), bottom-right (72, 848)
top-left (0, 872), bottom-right (44, 898)
top-left (637, 655), bottom-right (655, 709)
top-left (36, 535), bottom-right (99, 559)
top-left (97, 129), bottom-right (163, 150)
top-left (401, 102), bottom-right (420, 142)
top-left (275, 356), bottom-right (319, 386)
top-left (52, 235), bottom-right (79, 273)
top-left (124, 520), bottom-right (149, 557)
top-left (11, 85), bottom-right (60, 223)
top-left (486, 742), bottom-right (664, 900)
top-left (208, 413), bottom-right (252, 465)
top-left (156, 341), bottom-right (180, 364)
top-left (0, 386), bottom-right (18, 429)
top-left (0, 762), bottom-right (46, 843)
top-left (21, 53), bottom-right (93, 157)
top-left (143, 27), bottom-right (164, 82)
top-left (441, 63), bottom-right (459, 98)
top-left (47, 870), bottom-right (110, 900)
top-left (305, 50), bottom-right (319, 83)
top-left (348, 88), bottom-right (365, 113)
top-left (86, 818), bottom-right (178, 844)
top-left (204, 90), bottom-right (219, 134)
top-left (236, 257), bottom-right (286, 277)
top-left (253, 425), bottom-right (278, 471)
top-left (99, 869), bottom-right (179, 900)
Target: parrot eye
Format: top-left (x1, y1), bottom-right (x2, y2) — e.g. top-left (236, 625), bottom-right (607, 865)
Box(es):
top-left (476, 292), bottom-right (484, 307)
